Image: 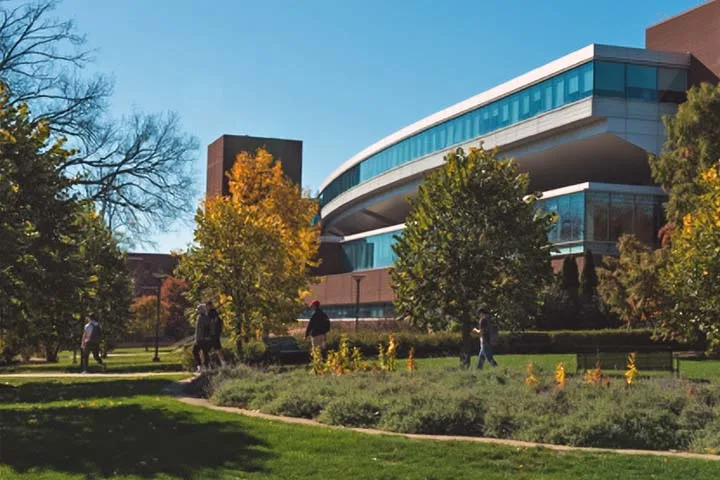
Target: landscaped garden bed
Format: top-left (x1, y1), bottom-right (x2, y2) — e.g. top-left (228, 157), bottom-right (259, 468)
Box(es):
top-left (205, 363), bottom-right (720, 454)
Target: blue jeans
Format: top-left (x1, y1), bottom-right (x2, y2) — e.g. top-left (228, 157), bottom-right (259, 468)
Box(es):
top-left (477, 340), bottom-right (498, 369)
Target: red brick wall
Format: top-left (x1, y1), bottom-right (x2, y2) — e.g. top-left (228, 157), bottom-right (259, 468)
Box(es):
top-left (646, 0), bottom-right (720, 86)
top-left (206, 137), bottom-right (224, 198)
top-left (126, 253), bottom-right (179, 296)
top-left (310, 268), bottom-right (394, 305)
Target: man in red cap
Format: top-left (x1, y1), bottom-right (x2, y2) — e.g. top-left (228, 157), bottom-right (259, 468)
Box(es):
top-left (305, 300), bottom-right (330, 349)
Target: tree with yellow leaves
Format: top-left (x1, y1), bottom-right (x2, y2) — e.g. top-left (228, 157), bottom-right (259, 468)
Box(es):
top-left (661, 165), bottom-right (720, 350)
top-left (177, 148), bottom-right (319, 350)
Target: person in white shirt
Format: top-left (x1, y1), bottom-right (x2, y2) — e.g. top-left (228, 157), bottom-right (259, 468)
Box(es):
top-left (81, 314), bottom-right (106, 373)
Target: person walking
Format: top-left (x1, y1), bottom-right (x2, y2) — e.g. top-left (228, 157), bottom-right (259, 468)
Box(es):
top-left (192, 304), bottom-right (212, 372)
top-left (472, 307), bottom-right (498, 369)
top-left (305, 300), bottom-right (330, 349)
top-left (80, 314), bottom-right (106, 373)
top-left (206, 300), bottom-right (227, 367)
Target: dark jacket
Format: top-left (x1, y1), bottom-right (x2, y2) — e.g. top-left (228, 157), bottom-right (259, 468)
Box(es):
top-left (195, 313), bottom-right (211, 343)
top-left (306, 309), bottom-right (330, 337)
top-left (208, 308), bottom-right (223, 338)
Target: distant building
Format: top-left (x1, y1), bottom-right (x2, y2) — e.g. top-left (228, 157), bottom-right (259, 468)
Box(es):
top-left (126, 253), bottom-right (178, 296)
top-left (206, 134), bottom-right (303, 197)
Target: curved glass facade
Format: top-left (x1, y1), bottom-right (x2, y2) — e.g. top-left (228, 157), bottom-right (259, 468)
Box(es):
top-left (334, 187), bottom-right (666, 273)
top-left (320, 61), bottom-right (687, 207)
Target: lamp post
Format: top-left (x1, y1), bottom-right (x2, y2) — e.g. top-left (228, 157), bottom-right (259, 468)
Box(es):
top-left (351, 274), bottom-right (365, 333)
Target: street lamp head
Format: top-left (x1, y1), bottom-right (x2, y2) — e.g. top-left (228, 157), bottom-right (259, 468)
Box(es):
top-left (351, 274), bottom-right (366, 284)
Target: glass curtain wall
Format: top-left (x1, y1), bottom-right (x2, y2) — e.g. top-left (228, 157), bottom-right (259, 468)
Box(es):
top-left (341, 231), bottom-right (399, 272)
top-left (320, 61), bottom-right (687, 207)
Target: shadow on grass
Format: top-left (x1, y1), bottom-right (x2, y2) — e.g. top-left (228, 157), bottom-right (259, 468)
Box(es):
top-left (0, 362), bottom-right (184, 374)
top-left (0, 379), bottom-right (180, 404)
top-left (0, 402), bottom-right (271, 477)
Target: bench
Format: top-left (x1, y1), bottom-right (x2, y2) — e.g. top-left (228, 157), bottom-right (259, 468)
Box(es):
top-left (576, 349), bottom-right (679, 375)
top-left (263, 336), bottom-right (308, 364)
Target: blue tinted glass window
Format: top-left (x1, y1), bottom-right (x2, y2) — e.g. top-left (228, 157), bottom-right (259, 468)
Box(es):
top-left (626, 64), bottom-right (657, 100)
top-left (594, 61), bottom-right (625, 97)
top-left (658, 67), bottom-right (688, 103)
top-left (319, 60), bottom-right (686, 208)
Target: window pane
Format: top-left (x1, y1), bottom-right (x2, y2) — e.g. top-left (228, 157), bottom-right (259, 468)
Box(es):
top-left (658, 68), bottom-right (688, 103)
top-left (610, 193), bottom-right (634, 240)
top-left (626, 64), bottom-right (657, 100)
top-left (594, 61), bottom-right (625, 97)
top-left (586, 192), bottom-right (609, 241)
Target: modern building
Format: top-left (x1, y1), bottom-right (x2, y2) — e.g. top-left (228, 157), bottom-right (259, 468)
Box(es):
top-left (307, 1), bottom-right (720, 321)
top-left (206, 134), bottom-right (303, 197)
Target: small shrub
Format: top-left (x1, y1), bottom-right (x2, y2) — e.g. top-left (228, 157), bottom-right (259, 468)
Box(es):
top-left (266, 391), bottom-right (328, 419)
top-left (240, 339), bottom-right (268, 365)
top-left (319, 397), bottom-right (383, 427)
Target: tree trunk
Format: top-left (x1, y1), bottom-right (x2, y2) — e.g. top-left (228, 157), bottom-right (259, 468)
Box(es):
top-left (45, 345), bottom-right (59, 363)
top-left (72, 349), bottom-right (77, 364)
top-left (459, 312), bottom-right (472, 369)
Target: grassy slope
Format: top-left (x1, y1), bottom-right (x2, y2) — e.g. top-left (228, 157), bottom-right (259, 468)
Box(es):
top-left (0, 347), bottom-right (184, 374)
top-left (1, 377), bottom-right (719, 479)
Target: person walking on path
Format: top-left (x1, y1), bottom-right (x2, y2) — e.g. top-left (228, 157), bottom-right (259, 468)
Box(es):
top-left (80, 314), bottom-right (106, 373)
top-left (193, 304), bottom-right (212, 372)
top-left (305, 300), bottom-right (330, 349)
top-left (206, 300), bottom-right (227, 367)
top-left (472, 307), bottom-right (498, 369)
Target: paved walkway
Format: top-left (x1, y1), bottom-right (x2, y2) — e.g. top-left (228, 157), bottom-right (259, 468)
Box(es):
top-left (174, 394), bottom-right (720, 462)
top-left (0, 372), bottom-right (189, 378)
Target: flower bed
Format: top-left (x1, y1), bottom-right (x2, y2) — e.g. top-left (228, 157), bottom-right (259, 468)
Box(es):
top-left (206, 364), bottom-right (720, 454)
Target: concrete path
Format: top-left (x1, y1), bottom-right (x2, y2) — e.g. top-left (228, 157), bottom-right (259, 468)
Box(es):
top-left (0, 372), bottom-right (189, 378)
top-left (174, 394), bottom-right (720, 462)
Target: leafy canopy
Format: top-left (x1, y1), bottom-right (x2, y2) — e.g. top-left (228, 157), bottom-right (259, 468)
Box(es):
top-left (661, 166), bottom-right (720, 349)
top-left (597, 235), bottom-right (666, 328)
top-left (177, 148), bottom-right (319, 345)
top-left (650, 82), bottom-right (720, 226)
top-left (391, 146), bottom-right (553, 366)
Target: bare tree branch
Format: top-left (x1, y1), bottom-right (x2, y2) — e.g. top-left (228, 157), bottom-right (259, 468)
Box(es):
top-left (0, 0), bottom-right (198, 244)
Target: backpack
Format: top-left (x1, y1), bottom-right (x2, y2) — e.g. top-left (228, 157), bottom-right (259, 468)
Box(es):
top-left (87, 322), bottom-right (102, 343)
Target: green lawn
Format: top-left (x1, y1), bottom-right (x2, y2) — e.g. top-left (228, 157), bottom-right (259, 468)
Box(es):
top-left (1, 376), bottom-right (719, 479)
top-left (0, 346), bottom-right (184, 374)
top-left (416, 354), bottom-right (720, 381)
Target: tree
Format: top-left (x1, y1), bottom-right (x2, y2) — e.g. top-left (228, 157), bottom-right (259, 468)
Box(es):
top-left (597, 235), bottom-right (666, 327)
top-left (649, 82), bottom-right (720, 227)
top-left (0, 1), bottom-right (198, 242)
top-left (177, 148), bottom-right (319, 349)
top-left (560, 255), bottom-right (579, 300)
top-left (579, 250), bottom-right (598, 299)
top-left (0, 83), bottom-right (81, 359)
top-left (391, 147), bottom-right (554, 368)
top-left (0, 82), bottom-right (131, 361)
top-left (661, 166), bottom-right (720, 349)
top-left (161, 276), bottom-right (191, 340)
top-left (128, 295), bottom-right (161, 345)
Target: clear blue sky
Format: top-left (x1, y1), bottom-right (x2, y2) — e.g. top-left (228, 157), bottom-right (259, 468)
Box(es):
top-left (55, 0), bottom-right (702, 253)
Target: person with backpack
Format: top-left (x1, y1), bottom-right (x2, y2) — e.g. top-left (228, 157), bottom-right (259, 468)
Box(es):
top-left (80, 314), bottom-right (106, 373)
top-left (472, 307), bottom-right (498, 369)
top-left (192, 304), bottom-right (212, 372)
top-left (206, 299), bottom-right (227, 367)
top-left (305, 300), bottom-right (330, 349)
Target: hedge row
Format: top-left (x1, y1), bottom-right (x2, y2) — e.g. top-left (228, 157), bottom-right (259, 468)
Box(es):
top-left (298, 329), bottom-right (703, 358)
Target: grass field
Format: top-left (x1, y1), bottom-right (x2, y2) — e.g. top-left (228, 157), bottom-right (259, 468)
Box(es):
top-left (416, 354), bottom-right (720, 381)
top-left (0, 347), bottom-right (184, 374)
top-left (1, 376), bottom-right (719, 479)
